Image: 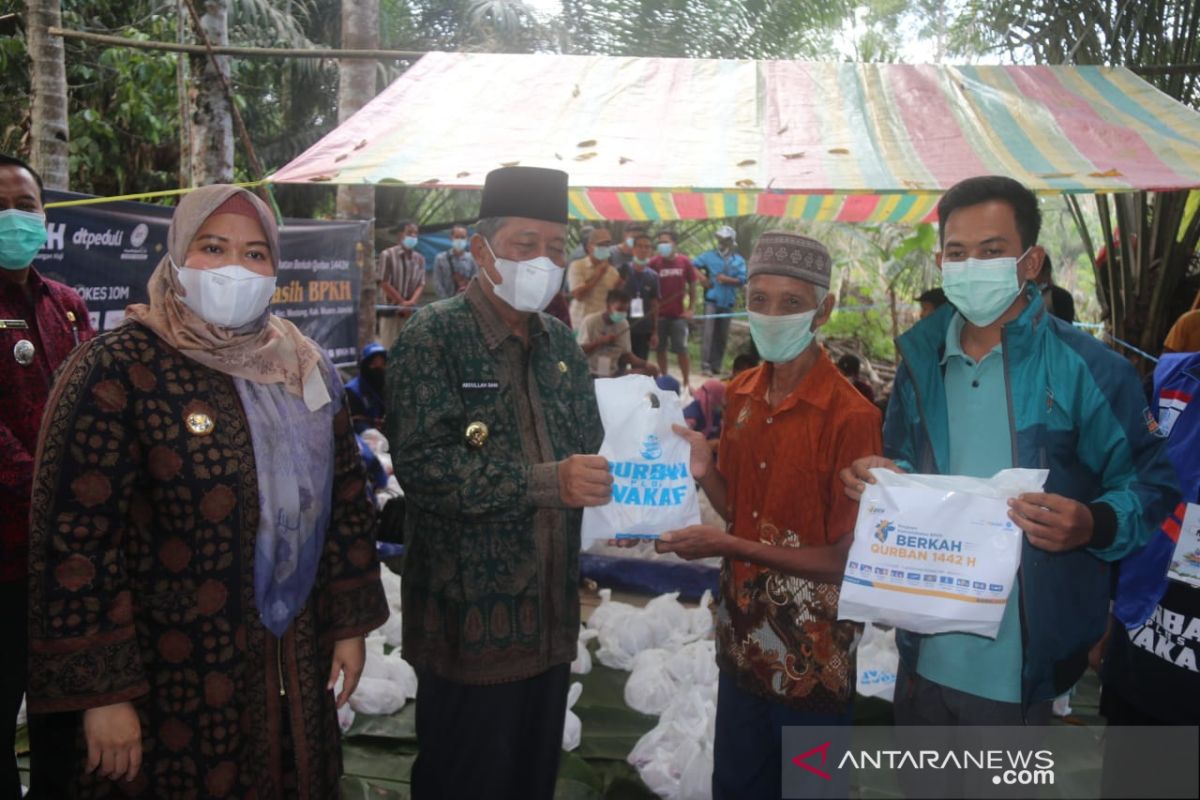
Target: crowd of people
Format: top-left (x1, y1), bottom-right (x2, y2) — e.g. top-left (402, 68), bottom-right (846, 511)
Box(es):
top-left (376, 214), bottom-right (759, 388)
top-left (1, 150), bottom-right (1198, 800)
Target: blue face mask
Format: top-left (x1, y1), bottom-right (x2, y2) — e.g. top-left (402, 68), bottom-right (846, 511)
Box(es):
top-left (748, 308), bottom-right (818, 364)
top-left (451, 237), bottom-right (468, 252)
top-left (609, 310), bottom-right (627, 323)
top-left (657, 242), bottom-right (674, 257)
top-left (592, 245), bottom-right (612, 261)
top-left (403, 235), bottom-right (418, 250)
top-left (0, 209), bottom-right (48, 270)
top-left (941, 248), bottom-right (1031, 327)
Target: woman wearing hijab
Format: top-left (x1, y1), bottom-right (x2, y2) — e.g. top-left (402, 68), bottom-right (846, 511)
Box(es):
top-left (683, 378), bottom-right (727, 444)
top-left (25, 185), bottom-right (388, 798)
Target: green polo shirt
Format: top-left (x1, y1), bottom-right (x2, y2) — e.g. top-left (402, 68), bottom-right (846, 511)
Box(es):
top-left (916, 313), bottom-right (1023, 704)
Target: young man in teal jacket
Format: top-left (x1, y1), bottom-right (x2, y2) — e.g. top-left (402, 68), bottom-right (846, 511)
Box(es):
top-left (841, 175), bottom-right (1178, 723)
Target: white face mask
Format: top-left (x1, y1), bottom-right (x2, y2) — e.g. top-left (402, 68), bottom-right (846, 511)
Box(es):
top-left (481, 239), bottom-right (564, 313)
top-left (174, 260), bottom-right (277, 328)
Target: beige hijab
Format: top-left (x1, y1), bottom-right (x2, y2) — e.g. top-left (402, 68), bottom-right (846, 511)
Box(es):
top-left (125, 184), bottom-right (330, 410)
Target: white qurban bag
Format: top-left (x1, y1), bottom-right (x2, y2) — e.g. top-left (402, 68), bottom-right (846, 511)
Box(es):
top-left (582, 375), bottom-right (701, 547)
top-left (838, 468), bottom-right (1047, 637)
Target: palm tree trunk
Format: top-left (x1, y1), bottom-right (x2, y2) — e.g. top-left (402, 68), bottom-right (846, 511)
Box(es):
top-left (26, 0), bottom-right (70, 189)
top-left (189, 0), bottom-right (233, 184)
top-left (336, 0), bottom-right (380, 349)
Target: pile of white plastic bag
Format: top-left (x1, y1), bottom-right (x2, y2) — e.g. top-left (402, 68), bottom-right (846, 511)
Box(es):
top-left (575, 588), bottom-right (718, 800)
top-left (586, 589), bottom-right (714, 671)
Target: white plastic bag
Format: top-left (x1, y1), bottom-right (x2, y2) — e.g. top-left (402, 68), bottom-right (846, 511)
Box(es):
top-left (348, 676), bottom-right (406, 716)
top-left (855, 624), bottom-right (898, 701)
top-left (839, 468), bottom-right (1047, 637)
top-left (582, 375), bottom-right (701, 546)
top-left (572, 628), bottom-right (599, 675)
top-left (562, 682), bottom-right (584, 751)
top-left (332, 676), bottom-right (357, 732)
top-left (624, 649), bottom-right (675, 715)
top-left (586, 588), bottom-right (638, 632)
top-left (676, 740), bottom-right (713, 800)
top-left (593, 591), bottom-right (705, 670)
top-left (628, 687), bottom-right (718, 800)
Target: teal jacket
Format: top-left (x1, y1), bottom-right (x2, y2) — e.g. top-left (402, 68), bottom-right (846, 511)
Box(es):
top-left (885, 285), bottom-right (1178, 708)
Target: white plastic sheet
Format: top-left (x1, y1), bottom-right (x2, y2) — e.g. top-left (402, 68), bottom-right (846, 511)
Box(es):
top-left (839, 468), bottom-right (1047, 637)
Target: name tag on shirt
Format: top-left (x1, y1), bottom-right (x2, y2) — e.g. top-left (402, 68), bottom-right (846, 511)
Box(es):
top-left (0, 320), bottom-right (30, 330)
top-left (461, 380), bottom-right (500, 391)
top-left (630, 298), bottom-right (645, 319)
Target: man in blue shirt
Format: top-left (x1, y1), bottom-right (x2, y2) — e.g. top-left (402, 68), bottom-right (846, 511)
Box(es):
top-left (840, 175), bottom-right (1177, 725)
top-left (693, 225), bottom-right (747, 376)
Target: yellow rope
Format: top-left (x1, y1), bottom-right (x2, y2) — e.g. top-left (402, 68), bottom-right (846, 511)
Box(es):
top-left (44, 180), bottom-right (268, 209)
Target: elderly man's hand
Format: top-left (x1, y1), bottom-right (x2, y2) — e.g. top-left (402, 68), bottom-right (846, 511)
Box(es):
top-left (1009, 493), bottom-right (1095, 552)
top-left (672, 424), bottom-right (713, 480)
top-left (838, 456), bottom-right (903, 501)
top-left (559, 454), bottom-right (613, 507)
top-left (655, 525), bottom-right (737, 560)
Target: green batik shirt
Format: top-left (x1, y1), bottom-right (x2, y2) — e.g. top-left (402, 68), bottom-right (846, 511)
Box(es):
top-left (386, 278), bottom-right (604, 684)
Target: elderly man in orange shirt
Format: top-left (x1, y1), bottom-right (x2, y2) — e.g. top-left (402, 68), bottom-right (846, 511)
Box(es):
top-left (660, 232), bottom-right (881, 800)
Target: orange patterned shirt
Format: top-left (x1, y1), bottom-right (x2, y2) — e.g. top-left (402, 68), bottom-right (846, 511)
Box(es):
top-left (714, 350), bottom-right (882, 712)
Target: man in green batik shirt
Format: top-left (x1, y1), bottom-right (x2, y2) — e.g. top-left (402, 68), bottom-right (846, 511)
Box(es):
top-left (386, 166), bottom-right (610, 800)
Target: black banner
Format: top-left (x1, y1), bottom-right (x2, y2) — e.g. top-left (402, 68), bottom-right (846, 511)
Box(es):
top-left (33, 190), bottom-right (368, 365)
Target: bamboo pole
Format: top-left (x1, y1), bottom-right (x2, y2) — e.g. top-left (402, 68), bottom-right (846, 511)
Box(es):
top-left (49, 26), bottom-right (423, 60)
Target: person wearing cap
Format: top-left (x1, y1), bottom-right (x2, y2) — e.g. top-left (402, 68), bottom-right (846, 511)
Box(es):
top-left (386, 166), bottom-right (609, 800)
top-left (377, 220), bottom-right (425, 347)
top-left (0, 153), bottom-right (94, 799)
top-left (840, 176), bottom-right (1177, 728)
top-left (26, 184), bottom-right (387, 796)
top-left (345, 341), bottom-right (388, 433)
top-left (693, 224), bottom-right (748, 376)
top-left (658, 232), bottom-right (882, 800)
top-left (567, 226), bottom-right (620, 330)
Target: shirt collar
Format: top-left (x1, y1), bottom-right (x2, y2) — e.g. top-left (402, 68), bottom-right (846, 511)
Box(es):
top-left (940, 312), bottom-right (1002, 365)
top-left (733, 346), bottom-right (838, 413)
top-left (465, 277), bottom-right (545, 351)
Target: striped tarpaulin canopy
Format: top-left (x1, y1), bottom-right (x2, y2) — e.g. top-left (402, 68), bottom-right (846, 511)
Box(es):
top-left (269, 53), bottom-right (1200, 223)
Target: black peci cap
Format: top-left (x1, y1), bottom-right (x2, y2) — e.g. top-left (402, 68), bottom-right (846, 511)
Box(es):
top-left (478, 166), bottom-right (569, 224)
